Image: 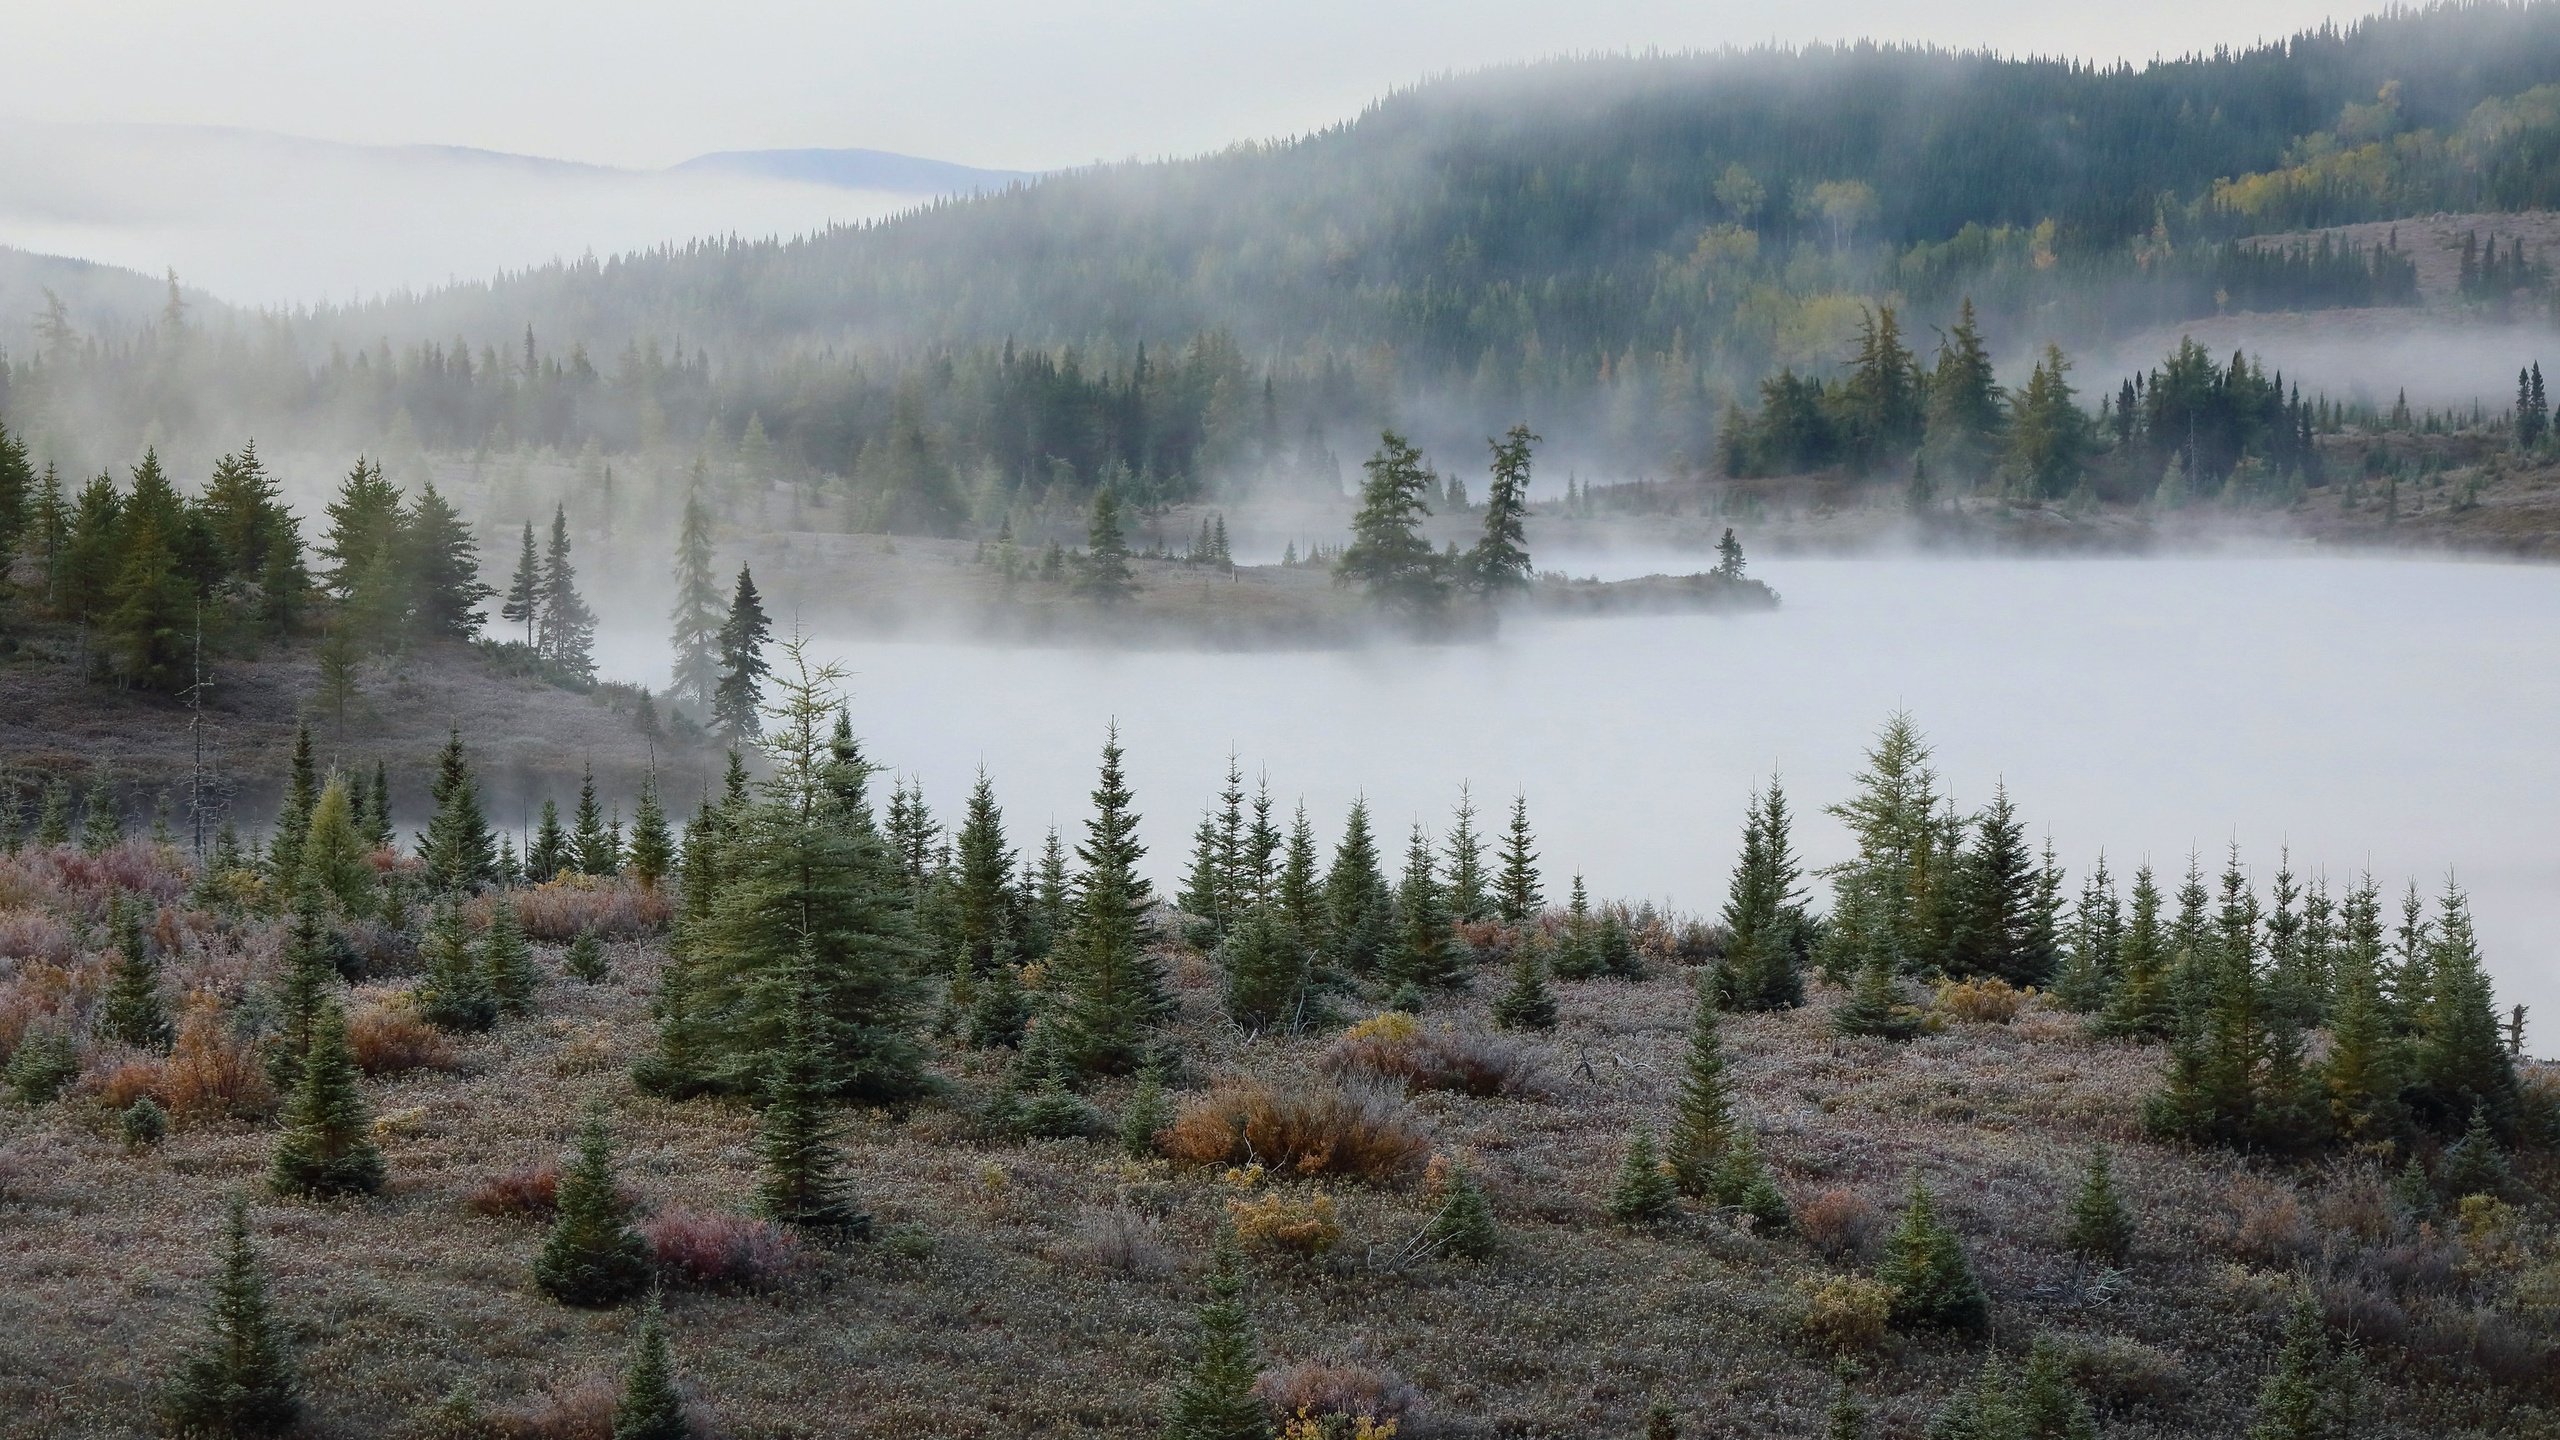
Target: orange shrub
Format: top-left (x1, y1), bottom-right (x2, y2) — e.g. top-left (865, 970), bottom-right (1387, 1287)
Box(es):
top-left (467, 1162), bottom-right (562, 1219)
top-left (1160, 1080), bottom-right (1430, 1184)
top-left (1795, 1186), bottom-right (1881, 1259)
top-left (88, 1057), bottom-right (169, 1110)
top-left (161, 994), bottom-right (274, 1121)
top-left (1933, 976), bottom-right (2026, 1024)
top-left (346, 993), bottom-right (458, 1076)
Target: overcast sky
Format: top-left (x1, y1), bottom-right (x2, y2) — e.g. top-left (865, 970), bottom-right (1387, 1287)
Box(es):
top-left (4, 1), bottom-right (2393, 171)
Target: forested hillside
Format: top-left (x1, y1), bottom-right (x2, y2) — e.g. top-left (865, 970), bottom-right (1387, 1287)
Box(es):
top-left (16, 4), bottom-right (2560, 521)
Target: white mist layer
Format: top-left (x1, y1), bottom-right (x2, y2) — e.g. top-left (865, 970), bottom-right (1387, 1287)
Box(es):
top-left (596, 554), bottom-right (2560, 1050)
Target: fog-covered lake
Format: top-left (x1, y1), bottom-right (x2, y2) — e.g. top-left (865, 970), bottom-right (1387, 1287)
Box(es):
top-left (600, 554), bottom-right (2560, 1050)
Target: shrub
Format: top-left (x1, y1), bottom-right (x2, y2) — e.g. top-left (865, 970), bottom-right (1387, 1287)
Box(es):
top-left (2226, 1180), bottom-right (2313, 1266)
top-left (1161, 1080), bottom-right (1430, 1183)
top-left (513, 878), bottom-right (672, 944)
top-left (91, 1056), bottom-right (169, 1111)
top-left (346, 993), bottom-right (460, 1076)
top-left (1796, 1275), bottom-right (1894, 1353)
top-left (2057, 1334), bottom-right (2186, 1411)
top-left (121, 1096), bottom-right (169, 1149)
top-left (161, 995), bottom-right (275, 1121)
top-left (1072, 1203), bottom-right (1175, 1275)
top-left (1252, 1361), bottom-right (1423, 1433)
top-left (641, 1208), bottom-right (807, 1292)
top-left (1229, 1190), bottom-right (1343, 1258)
top-left (1608, 1126), bottom-right (1678, 1225)
top-left (1933, 976), bottom-right (2026, 1024)
top-left (2063, 1143), bottom-right (2136, 1266)
top-left (1876, 1180), bottom-right (1988, 1335)
top-left (1796, 1187), bottom-right (1881, 1259)
top-left (535, 1106), bottom-right (652, 1308)
top-left (467, 1162), bottom-right (563, 1220)
top-left (6, 1025), bottom-right (77, 1104)
top-left (1319, 1019), bottom-right (1546, 1099)
top-left (495, 1373), bottom-right (620, 1440)
top-left (1421, 1165), bottom-right (1498, 1261)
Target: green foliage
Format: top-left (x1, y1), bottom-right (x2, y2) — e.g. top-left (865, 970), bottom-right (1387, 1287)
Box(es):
top-left (1055, 726), bottom-right (1167, 1076)
top-left (2247, 1297), bottom-right (2362, 1440)
top-left (1715, 1130), bottom-right (1792, 1231)
top-left (1076, 486), bottom-right (1138, 604)
top-left (98, 894), bottom-right (173, 1052)
top-left (2061, 1144), bottom-right (2135, 1266)
top-left (1162, 1235), bottom-right (1271, 1440)
top-left (482, 897), bottom-right (539, 1014)
top-left (299, 776), bottom-right (374, 914)
top-left (1119, 1064), bottom-right (1175, 1158)
top-left (1322, 800), bottom-right (1395, 978)
top-left (1490, 931), bottom-right (1559, 1031)
top-left (166, 1197), bottom-right (300, 1439)
top-left (6, 1025), bottom-right (79, 1105)
top-left (966, 948), bottom-right (1034, 1049)
top-left (1425, 1165), bottom-right (1499, 1260)
top-left (1834, 944), bottom-right (1920, 1040)
top-left (419, 729), bottom-right (496, 893)
top-left (1609, 1125), bottom-right (1679, 1225)
top-left (667, 486), bottom-right (724, 712)
top-left (536, 1104), bottom-right (653, 1308)
top-left (756, 961), bottom-right (870, 1235)
top-left (1385, 822), bottom-right (1464, 995)
top-left (269, 999), bottom-right (385, 1197)
top-left (1222, 902), bottom-right (1314, 1033)
top-left (2410, 881), bottom-right (2519, 1134)
top-left (267, 877), bottom-right (339, 1093)
top-left (122, 1096), bottom-right (170, 1149)
top-left (2435, 1103), bottom-right (2513, 1201)
top-left (1465, 425), bottom-right (1538, 595)
top-left (528, 799), bottom-right (569, 883)
top-left (1495, 792), bottom-right (1542, 924)
top-left (711, 565), bottom-right (771, 740)
top-left (1877, 1180), bottom-right (1988, 1335)
top-left (537, 504), bottom-right (598, 684)
top-left (1718, 778), bottom-right (1808, 1010)
top-left (418, 902), bottom-right (499, 1033)
top-left (1666, 980), bottom-right (1734, 1197)
top-left (1335, 432), bottom-right (1448, 619)
top-left (613, 1300), bottom-right (691, 1440)
top-left (1945, 782), bottom-right (2051, 987)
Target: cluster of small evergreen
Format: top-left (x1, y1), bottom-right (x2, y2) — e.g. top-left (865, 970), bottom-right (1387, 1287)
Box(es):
top-left (1333, 426), bottom-right (1540, 619)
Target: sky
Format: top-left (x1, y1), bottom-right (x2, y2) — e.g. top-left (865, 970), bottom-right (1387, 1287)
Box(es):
top-left (2, 1), bottom-right (2395, 171)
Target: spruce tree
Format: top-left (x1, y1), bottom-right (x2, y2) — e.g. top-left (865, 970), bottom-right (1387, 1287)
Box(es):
top-left (2016, 1338), bottom-right (2099, 1440)
top-left (1491, 931), bottom-right (1559, 1031)
top-left (2247, 1297), bottom-right (2360, 1440)
top-left (108, 506), bottom-right (193, 691)
top-left (268, 876), bottom-right (338, 1092)
top-left (418, 728), bottom-right (494, 893)
top-left (1162, 1234), bottom-right (1270, 1440)
top-left (299, 776), bottom-right (373, 914)
top-left (1322, 799), bottom-right (1395, 977)
top-left (1119, 1063), bottom-right (1176, 1157)
top-left (266, 724), bottom-right (319, 895)
top-left (1444, 784), bottom-right (1490, 922)
top-left (1077, 486), bottom-right (1138, 604)
top-left (757, 957), bottom-right (869, 1235)
top-left (1945, 783), bottom-right (2047, 986)
top-left (628, 774), bottom-right (673, 892)
top-left (34, 775), bottom-right (71, 847)
top-left (529, 799), bottom-right (569, 883)
top-left (402, 483), bottom-right (493, 640)
top-left (613, 1299), bottom-right (690, 1440)
top-left (269, 998), bottom-right (385, 1198)
top-left (2410, 879), bottom-right (2518, 1133)
top-left (418, 901), bottom-right (498, 1032)
top-left (2319, 908), bottom-right (2406, 1145)
top-left (1425, 1165), bottom-right (1499, 1260)
top-left (317, 457), bottom-right (401, 598)
top-left (1609, 1125), bottom-right (1679, 1224)
top-left (565, 928), bottom-right (609, 983)
top-left (1336, 430), bottom-right (1447, 618)
top-left (80, 772), bottom-right (125, 854)
top-left (1553, 873), bottom-right (1601, 980)
top-left (682, 640), bottom-right (926, 1101)
top-left (1876, 1180), bottom-right (1988, 1335)
top-left (536, 504), bottom-right (598, 683)
top-left (2051, 854), bottom-right (2122, 1011)
top-left (482, 896), bottom-right (539, 1015)
top-left (2061, 1143), bottom-right (2134, 1266)
top-left (712, 566), bottom-right (773, 741)
top-left (536, 1103), bottom-right (653, 1308)
top-left (1714, 1129), bottom-right (1792, 1231)
top-left (98, 893), bottom-right (173, 1052)
top-left (1276, 805), bottom-right (1324, 948)
top-left (1835, 941), bottom-right (1920, 1040)
top-left (1387, 821), bottom-right (1463, 995)
top-left (2091, 865), bottom-right (2175, 1040)
top-left (501, 521), bottom-right (541, 645)
top-left (1221, 902), bottom-right (1312, 1032)
top-left (668, 485), bottom-right (724, 713)
top-left (951, 768), bottom-right (1017, 967)
top-left (362, 760), bottom-right (394, 851)
top-left (1666, 978), bottom-right (1736, 1196)
top-left (1464, 424), bottom-right (1537, 594)
top-left (967, 930), bottom-right (1035, 1048)
top-left (1057, 725), bottom-right (1167, 1075)
top-left (2435, 1103), bottom-right (2512, 1200)
top-left (1718, 780), bottom-right (1807, 1010)
top-left (166, 1196), bottom-right (300, 1439)
top-left (1496, 791), bottom-right (1543, 924)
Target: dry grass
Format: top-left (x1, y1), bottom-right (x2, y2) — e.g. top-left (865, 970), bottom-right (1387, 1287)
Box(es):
top-left (508, 877), bottom-right (673, 944)
top-left (466, 1162), bottom-right (562, 1220)
top-left (1228, 1191), bottom-right (1343, 1258)
top-left (640, 1210), bottom-right (809, 1293)
top-left (1317, 1014), bottom-right (1547, 1099)
top-left (1159, 1079), bottom-right (1432, 1184)
top-left (347, 991), bottom-right (461, 1076)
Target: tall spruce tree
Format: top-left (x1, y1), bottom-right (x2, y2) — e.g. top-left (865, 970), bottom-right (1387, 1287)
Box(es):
top-left (1496, 792), bottom-right (1543, 924)
top-left (572, 762), bottom-right (619, 876)
top-left (1876, 1180), bottom-right (1988, 1335)
top-left (1162, 1234), bottom-right (1271, 1440)
top-left (1666, 977), bottom-right (1737, 1196)
top-left (536, 504), bottom-right (598, 683)
top-left (1323, 799), bottom-right (1395, 978)
top-left (1444, 784), bottom-right (1490, 923)
top-left (627, 774), bottom-right (673, 893)
top-left (98, 893), bottom-right (173, 1051)
top-left (1077, 486), bottom-right (1138, 603)
top-left (165, 1197), bottom-right (300, 1439)
top-left (269, 998), bottom-right (385, 1197)
top-left (501, 521), bottom-right (541, 645)
top-left (667, 485), bottom-right (724, 713)
top-left (1464, 424), bottom-right (1537, 594)
top-left (483, 895), bottom-right (539, 1015)
top-left (418, 901), bottom-right (498, 1032)
top-left (950, 768), bottom-right (1017, 968)
top-left (417, 728), bottom-right (495, 892)
top-left (2411, 878), bottom-right (2519, 1133)
top-left (317, 457), bottom-right (401, 599)
top-left (1057, 725), bottom-right (1166, 1075)
top-left (712, 566), bottom-right (773, 741)
top-left (535, 1103), bottom-right (653, 1308)
top-left (402, 482), bottom-right (492, 641)
top-left (266, 723), bottom-right (320, 898)
top-left (1387, 821), bottom-right (1463, 996)
top-left (613, 1300), bottom-right (690, 1440)
top-left (1946, 782), bottom-right (2049, 985)
top-left (1718, 779), bottom-right (1808, 1010)
top-left (1221, 901), bottom-right (1313, 1033)
top-left (756, 955), bottom-right (869, 1235)
top-left (1335, 431), bottom-right (1447, 617)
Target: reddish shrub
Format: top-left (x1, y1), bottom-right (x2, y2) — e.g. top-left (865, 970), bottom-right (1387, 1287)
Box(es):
top-left (346, 993), bottom-right (459, 1076)
top-left (0, 909), bottom-right (76, 967)
top-left (87, 1056), bottom-right (170, 1110)
top-left (1252, 1361), bottom-right (1425, 1431)
top-left (1796, 1186), bottom-right (1882, 1259)
top-left (1160, 1080), bottom-right (1430, 1184)
top-left (467, 1162), bottom-right (562, 1219)
top-left (2225, 1180), bottom-right (2313, 1265)
top-left (512, 877), bottom-right (673, 943)
top-left (642, 1208), bottom-right (807, 1291)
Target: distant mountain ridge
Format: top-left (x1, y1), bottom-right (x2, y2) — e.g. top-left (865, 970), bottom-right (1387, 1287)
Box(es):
top-left (672, 148), bottom-right (1037, 194)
